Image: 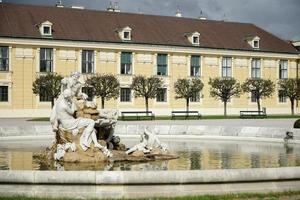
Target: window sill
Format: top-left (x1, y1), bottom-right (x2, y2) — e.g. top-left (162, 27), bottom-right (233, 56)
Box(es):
top-left (0, 71), bottom-right (12, 74)
top-left (155, 75), bottom-right (169, 78)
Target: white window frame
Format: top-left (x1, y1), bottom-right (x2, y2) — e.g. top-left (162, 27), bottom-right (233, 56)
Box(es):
top-left (81, 50), bottom-right (94, 74)
top-left (253, 40), bottom-right (259, 49)
top-left (123, 31), bottom-right (131, 41)
top-left (120, 52), bottom-right (133, 75)
top-left (279, 60), bottom-right (288, 79)
top-left (42, 25), bottom-right (52, 36)
top-left (118, 26), bottom-right (132, 41)
top-left (187, 31), bottom-right (200, 46)
top-left (39, 21), bottom-right (53, 37)
top-left (0, 85), bottom-right (9, 103)
top-left (156, 88), bottom-right (168, 103)
top-left (39, 48), bottom-right (53, 73)
top-left (221, 57), bottom-right (232, 78)
top-left (251, 58), bottom-right (261, 78)
top-left (120, 87), bottom-right (132, 102)
top-left (190, 55), bottom-right (201, 77)
top-left (192, 35), bottom-right (199, 45)
top-left (190, 91), bottom-right (201, 103)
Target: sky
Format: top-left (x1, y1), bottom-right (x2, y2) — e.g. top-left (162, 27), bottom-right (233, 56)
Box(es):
top-left (4, 0), bottom-right (300, 41)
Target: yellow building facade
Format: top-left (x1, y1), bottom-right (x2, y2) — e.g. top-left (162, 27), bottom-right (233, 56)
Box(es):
top-left (0, 3), bottom-right (299, 117)
top-left (0, 40), bottom-right (299, 117)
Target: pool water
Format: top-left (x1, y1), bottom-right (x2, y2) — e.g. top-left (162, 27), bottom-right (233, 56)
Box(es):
top-left (0, 138), bottom-right (299, 171)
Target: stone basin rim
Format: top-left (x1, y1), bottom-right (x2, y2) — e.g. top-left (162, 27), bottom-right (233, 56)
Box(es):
top-left (0, 167), bottom-right (300, 185)
top-left (1, 135), bottom-right (300, 145)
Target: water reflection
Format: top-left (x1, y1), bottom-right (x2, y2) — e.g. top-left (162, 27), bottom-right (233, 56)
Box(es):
top-left (0, 139), bottom-right (299, 171)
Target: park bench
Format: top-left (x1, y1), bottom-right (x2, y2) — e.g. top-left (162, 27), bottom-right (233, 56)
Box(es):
top-left (171, 111), bottom-right (201, 120)
top-left (239, 110), bottom-right (267, 118)
top-left (121, 111), bottom-right (155, 120)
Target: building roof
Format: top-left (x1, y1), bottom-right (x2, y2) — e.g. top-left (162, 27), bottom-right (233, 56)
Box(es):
top-left (0, 3), bottom-right (298, 54)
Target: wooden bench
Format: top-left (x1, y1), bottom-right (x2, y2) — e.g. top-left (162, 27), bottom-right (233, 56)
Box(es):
top-left (171, 111), bottom-right (201, 120)
top-left (240, 110), bottom-right (267, 118)
top-left (121, 111), bottom-right (155, 120)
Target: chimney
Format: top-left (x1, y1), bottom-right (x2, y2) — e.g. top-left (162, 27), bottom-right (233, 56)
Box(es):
top-left (113, 2), bottom-right (120, 12)
top-left (107, 1), bottom-right (114, 12)
top-left (198, 10), bottom-right (206, 20)
top-left (71, 5), bottom-right (85, 9)
top-left (55, 0), bottom-right (64, 8)
top-left (175, 6), bottom-right (182, 17)
top-left (107, 1), bottom-right (120, 12)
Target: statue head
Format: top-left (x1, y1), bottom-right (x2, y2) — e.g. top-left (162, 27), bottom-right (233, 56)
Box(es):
top-left (63, 89), bottom-right (73, 101)
top-left (70, 72), bottom-right (80, 80)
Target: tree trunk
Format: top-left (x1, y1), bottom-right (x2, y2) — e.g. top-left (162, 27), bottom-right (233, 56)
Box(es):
top-left (101, 97), bottom-right (105, 109)
top-left (186, 98), bottom-right (190, 113)
top-left (257, 98), bottom-right (261, 112)
top-left (145, 97), bottom-right (149, 115)
top-left (291, 98), bottom-right (295, 116)
top-left (224, 101), bottom-right (227, 117)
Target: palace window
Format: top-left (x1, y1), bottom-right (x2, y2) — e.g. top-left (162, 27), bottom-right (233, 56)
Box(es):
top-left (251, 58), bottom-right (261, 78)
top-left (82, 87), bottom-right (94, 101)
top-left (123, 31), bottom-right (131, 40)
top-left (156, 88), bottom-right (167, 102)
top-left (157, 54), bottom-right (168, 76)
top-left (246, 36), bottom-right (260, 49)
top-left (117, 26), bottom-right (132, 41)
top-left (0, 46), bottom-right (9, 71)
top-left (39, 21), bottom-right (53, 37)
top-left (279, 60), bottom-right (288, 79)
top-left (190, 55), bottom-right (200, 77)
top-left (0, 86), bottom-right (8, 102)
top-left (251, 90), bottom-right (257, 103)
top-left (253, 40), bottom-right (259, 48)
top-left (40, 48), bottom-right (53, 72)
top-left (82, 50), bottom-right (94, 74)
top-left (190, 91), bottom-right (200, 102)
top-left (186, 31), bottom-right (200, 46)
top-left (121, 52), bottom-right (132, 74)
top-left (39, 86), bottom-right (51, 102)
top-left (278, 90), bottom-right (287, 103)
top-left (222, 57), bottom-right (232, 77)
top-left (120, 88), bottom-right (131, 102)
top-left (193, 36), bottom-right (199, 45)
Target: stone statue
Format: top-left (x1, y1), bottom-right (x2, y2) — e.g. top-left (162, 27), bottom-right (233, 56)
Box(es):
top-left (126, 127), bottom-right (168, 154)
top-left (36, 72), bottom-right (177, 167)
top-left (60, 71), bottom-right (88, 100)
top-left (55, 89), bottom-right (111, 156)
top-left (50, 72), bottom-right (112, 159)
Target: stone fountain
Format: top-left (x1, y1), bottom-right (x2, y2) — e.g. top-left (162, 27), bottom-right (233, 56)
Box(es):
top-left (34, 72), bottom-right (177, 168)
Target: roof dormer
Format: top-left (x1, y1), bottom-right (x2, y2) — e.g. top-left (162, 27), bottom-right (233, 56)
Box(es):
top-left (246, 36), bottom-right (260, 49)
top-left (117, 26), bottom-right (132, 41)
top-left (186, 31), bottom-right (200, 46)
top-left (39, 21), bottom-right (53, 37)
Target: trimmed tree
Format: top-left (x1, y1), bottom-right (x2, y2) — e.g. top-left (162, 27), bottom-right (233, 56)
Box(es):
top-left (278, 78), bottom-right (300, 115)
top-left (242, 78), bottom-right (275, 112)
top-left (131, 75), bottom-right (163, 113)
top-left (85, 74), bottom-right (120, 109)
top-left (208, 77), bottom-right (242, 116)
top-left (32, 72), bottom-right (63, 107)
top-left (174, 78), bottom-right (204, 112)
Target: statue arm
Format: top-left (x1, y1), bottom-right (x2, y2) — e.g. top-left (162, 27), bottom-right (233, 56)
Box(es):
top-left (64, 102), bottom-right (77, 115)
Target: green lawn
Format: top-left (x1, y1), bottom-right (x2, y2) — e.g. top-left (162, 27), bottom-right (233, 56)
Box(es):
top-left (27, 114), bottom-right (300, 122)
top-left (0, 191), bottom-right (300, 200)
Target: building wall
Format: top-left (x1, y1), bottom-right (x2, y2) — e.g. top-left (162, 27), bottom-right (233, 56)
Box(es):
top-left (0, 38), bottom-right (299, 117)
